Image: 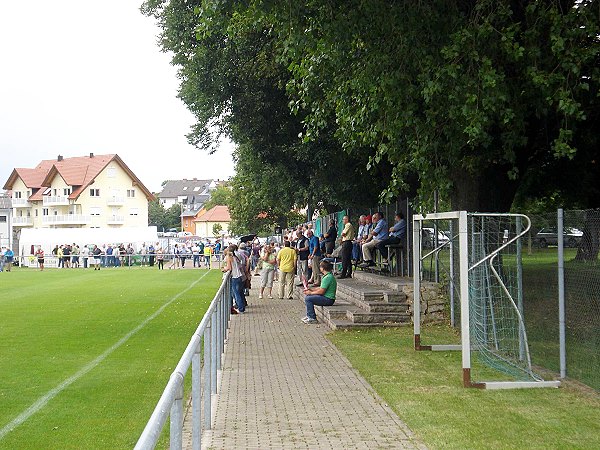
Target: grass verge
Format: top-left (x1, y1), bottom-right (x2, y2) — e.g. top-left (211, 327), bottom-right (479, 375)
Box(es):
top-left (329, 325), bottom-right (600, 450)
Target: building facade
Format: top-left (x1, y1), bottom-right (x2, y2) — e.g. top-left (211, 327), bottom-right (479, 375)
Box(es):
top-left (3, 154), bottom-right (154, 230)
top-left (0, 195), bottom-right (12, 250)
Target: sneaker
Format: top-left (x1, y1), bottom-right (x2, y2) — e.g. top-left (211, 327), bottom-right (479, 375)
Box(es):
top-left (268, 295), bottom-right (273, 299)
top-left (258, 294), bottom-right (263, 299)
top-left (302, 317), bottom-right (317, 324)
top-left (231, 307), bottom-right (238, 315)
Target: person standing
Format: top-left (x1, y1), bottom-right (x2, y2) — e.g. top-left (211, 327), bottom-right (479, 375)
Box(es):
top-left (221, 244), bottom-right (246, 314)
top-left (35, 246), bottom-right (45, 271)
top-left (92, 245), bottom-right (102, 270)
top-left (258, 244), bottom-right (277, 299)
top-left (324, 220), bottom-right (338, 256)
top-left (339, 215), bottom-right (355, 278)
top-left (4, 247), bottom-right (14, 272)
top-left (81, 244), bottom-right (89, 269)
top-left (156, 247), bottom-right (165, 270)
top-left (301, 260), bottom-right (337, 324)
top-left (192, 242), bottom-right (200, 267)
top-left (276, 241), bottom-right (297, 299)
top-left (307, 229), bottom-right (322, 285)
top-left (295, 230), bottom-right (310, 286)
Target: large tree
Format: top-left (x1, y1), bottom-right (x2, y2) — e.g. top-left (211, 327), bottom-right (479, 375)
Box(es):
top-left (144, 0), bottom-right (599, 214)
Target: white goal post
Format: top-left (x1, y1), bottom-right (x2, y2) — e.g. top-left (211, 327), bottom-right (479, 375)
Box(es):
top-left (412, 211), bottom-right (560, 389)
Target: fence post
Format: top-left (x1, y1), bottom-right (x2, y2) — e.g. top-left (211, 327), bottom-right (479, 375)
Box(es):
top-left (516, 216), bottom-right (525, 361)
top-left (192, 343), bottom-right (202, 450)
top-left (558, 208), bottom-right (567, 379)
top-left (211, 312), bottom-right (218, 394)
top-left (203, 324), bottom-right (212, 429)
top-left (170, 373), bottom-right (184, 450)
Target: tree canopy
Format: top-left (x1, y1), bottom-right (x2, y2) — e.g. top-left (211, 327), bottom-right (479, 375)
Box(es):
top-left (143, 0), bottom-right (599, 215)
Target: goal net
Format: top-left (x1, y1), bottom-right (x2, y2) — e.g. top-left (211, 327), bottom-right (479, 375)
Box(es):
top-left (413, 211), bottom-right (559, 389)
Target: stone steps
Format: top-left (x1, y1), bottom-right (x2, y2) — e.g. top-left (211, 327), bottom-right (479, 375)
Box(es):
top-left (293, 273), bottom-right (415, 330)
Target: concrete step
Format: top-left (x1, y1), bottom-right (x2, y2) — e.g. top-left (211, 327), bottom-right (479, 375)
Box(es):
top-left (352, 271), bottom-right (413, 292)
top-left (347, 310), bottom-right (411, 324)
top-left (362, 302), bottom-right (409, 313)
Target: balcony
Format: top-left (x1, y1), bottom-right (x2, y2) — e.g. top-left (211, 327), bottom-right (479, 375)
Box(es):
top-left (106, 215), bottom-right (125, 225)
top-left (42, 214), bottom-right (91, 225)
top-left (43, 195), bottom-right (70, 206)
top-left (11, 198), bottom-right (31, 208)
top-left (13, 216), bottom-right (33, 226)
top-left (106, 196), bottom-right (125, 206)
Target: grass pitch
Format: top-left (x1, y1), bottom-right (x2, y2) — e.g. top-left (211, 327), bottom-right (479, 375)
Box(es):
top-left (330, 326), bottom-right (600, 450)
top-left (0, 267), bottom-right (222, 450)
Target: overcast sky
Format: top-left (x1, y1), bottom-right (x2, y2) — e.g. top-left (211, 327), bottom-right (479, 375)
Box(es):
top-left (0, 0), bottom-right (235, 193)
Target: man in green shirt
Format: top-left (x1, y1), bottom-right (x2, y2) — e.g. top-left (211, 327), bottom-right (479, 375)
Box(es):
top-left (301, 260), bottom-right (337, 324)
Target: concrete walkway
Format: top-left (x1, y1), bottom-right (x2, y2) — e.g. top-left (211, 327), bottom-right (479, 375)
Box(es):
top-left (191, 282), bottom-right (425, 449)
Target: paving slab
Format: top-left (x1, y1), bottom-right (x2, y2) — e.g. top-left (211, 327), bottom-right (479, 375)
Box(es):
top-left (185, 282), bottom-right (425, 449)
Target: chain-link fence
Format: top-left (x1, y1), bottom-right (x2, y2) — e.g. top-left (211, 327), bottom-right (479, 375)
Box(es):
top-left (524, 209), bottom-right (599, 390)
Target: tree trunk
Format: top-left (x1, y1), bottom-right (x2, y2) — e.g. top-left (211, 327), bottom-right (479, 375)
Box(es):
top-left (450, 166), bottom-right (519, 212)
top-left (575, 210), bottom-right (600, 262)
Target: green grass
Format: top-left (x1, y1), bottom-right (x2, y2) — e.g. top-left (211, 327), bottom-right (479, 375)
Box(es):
top-left (0, 267), bottom-right (222, 450)
top-left (330, 326), bottom-right (600, 450)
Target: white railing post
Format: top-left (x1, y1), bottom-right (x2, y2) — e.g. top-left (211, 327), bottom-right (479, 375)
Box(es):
top-left (203, 325), bottom-right (212, 430)
top-left (211, 313), bottom-right (218, 394)
top-left (169, 373), bottom-right (184, 450)
top-left (192, 343), bottom-right (202, 450)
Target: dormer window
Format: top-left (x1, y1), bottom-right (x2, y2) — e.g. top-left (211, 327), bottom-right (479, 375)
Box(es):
top-left (64, 188), bottom-right (71, 196)
top-left (14, 191), bottom-right (22, 199)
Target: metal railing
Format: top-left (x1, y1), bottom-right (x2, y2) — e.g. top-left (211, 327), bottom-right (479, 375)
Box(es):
top-left (42, 214), bottom-right (91, 224)
top-left (135, 272), bottom-right (232, 449)
top-left (42, 195), bottom-right (70, 206)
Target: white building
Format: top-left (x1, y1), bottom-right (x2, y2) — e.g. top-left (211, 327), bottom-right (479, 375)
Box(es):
top-left (3, 153), bottom-right (154, 230)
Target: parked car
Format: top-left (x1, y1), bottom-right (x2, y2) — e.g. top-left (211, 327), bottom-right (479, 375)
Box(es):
top-left (422, 227), bottom-right (450, 249)
top-left (533, 227), bottom-right (582, 248)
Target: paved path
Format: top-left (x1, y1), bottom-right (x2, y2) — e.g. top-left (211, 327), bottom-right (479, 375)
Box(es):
top-left (189, 282), bottom-right (425, 449)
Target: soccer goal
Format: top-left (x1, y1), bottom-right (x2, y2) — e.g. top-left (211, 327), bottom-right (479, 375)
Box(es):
top-left (412, 211), bottom-right (560, 389)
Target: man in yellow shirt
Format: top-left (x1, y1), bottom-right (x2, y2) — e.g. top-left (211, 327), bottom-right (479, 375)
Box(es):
top-left (276, 240), bottom-right (297, 299)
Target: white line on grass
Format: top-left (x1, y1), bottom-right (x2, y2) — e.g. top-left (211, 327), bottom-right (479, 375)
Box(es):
top-left (0, 270), bottom-right (213, 440)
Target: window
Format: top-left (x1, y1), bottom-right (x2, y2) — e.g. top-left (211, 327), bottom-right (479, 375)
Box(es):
top-left (90, 188), bottom-right (100, 197)
top-left (90, 207), bottom-right (101, 216)
top-left (107, 166), bottom-right (116, 178)
top-left (14, 191), bottom-right (22, 199)
top-left (27, 190), bottom-right (31, 197)
top-left (129, 208), bottom-right (139, 216)
top-left (0, 216), bottom-right (6, 223)
top-left (43, 208), bottom-right (49, 216)
top-left (127, 189), bottom-right (135, 198)
top-left (35, 209), bottom-right (38, 217)
top-left (63, 188), bottom-right (71, 195)
top-left (53, 189), bottom-right (57, 196)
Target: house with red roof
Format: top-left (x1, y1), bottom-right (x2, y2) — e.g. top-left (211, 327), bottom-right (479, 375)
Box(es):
top-left (193, 205), bottom-right (231, 238)
top-left (3, 153), bottom-right (154, 229)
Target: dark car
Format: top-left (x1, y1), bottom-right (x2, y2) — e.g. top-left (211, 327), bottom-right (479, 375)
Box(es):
top-left (533, 227), bottom-right (582, 248)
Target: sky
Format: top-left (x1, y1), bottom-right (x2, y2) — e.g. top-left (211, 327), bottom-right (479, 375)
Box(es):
top-left (0, 0), bottom-right (235, 193)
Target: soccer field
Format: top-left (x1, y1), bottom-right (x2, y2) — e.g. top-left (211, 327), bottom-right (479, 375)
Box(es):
top-left (0, 267), bottom-right (223, 450)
